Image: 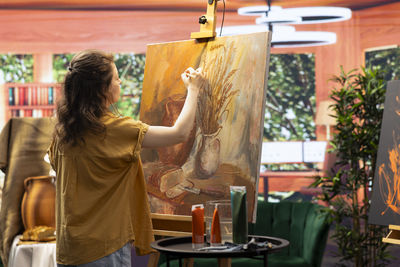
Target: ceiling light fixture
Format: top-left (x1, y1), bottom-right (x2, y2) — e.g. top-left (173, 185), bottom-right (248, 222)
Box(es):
top-left (272, 31), bottom-right (337, 48)
top-left (238, 5), bottom-right (281, 16)
top-left (255, 12), bottom-right (301, 25)
top-left (217, 25), bottom-right (336, 48)
top-left (238, 6), bottom-right (352, 24)
top-left (234, 3), bottom-right (350, 48)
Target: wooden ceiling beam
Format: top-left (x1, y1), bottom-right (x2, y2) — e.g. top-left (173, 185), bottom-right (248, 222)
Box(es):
top-left (0, 0), bottom-right (397, 11)
top-left (0, 9), bottom-right (253, 54)
top-left (0, 1), bottom-right (398, 54)
top-left (269, 0), bottom-right (399, 10)
top-left (1, 0), bottom-right (237, 11)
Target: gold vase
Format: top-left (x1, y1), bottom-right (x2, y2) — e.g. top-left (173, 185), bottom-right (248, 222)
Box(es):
top-left (21, 175), bottom-right (56, 230)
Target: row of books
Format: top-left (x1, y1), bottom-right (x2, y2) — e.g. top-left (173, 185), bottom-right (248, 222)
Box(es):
top-left (9, 109), bottom-right (55, 118)
top-left (8, 86), bottom-right (56, 106)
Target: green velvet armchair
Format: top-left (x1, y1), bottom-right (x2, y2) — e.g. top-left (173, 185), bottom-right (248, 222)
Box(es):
top-left (158, 200), bottom-right (330, 267)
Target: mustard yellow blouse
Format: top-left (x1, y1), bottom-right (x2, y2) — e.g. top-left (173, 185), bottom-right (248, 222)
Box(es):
top-left (48, 113), bottom-right (154, 265)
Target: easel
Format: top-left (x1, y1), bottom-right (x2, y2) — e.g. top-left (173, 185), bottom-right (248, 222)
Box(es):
top-left (383, 225), bottom-right (400, 245)
top-left (147, 214), bottom-right (193, 267)
top-left (190, 0), bottom-right (218, 39)
top-left (147, 3), bottom-right (225, 267)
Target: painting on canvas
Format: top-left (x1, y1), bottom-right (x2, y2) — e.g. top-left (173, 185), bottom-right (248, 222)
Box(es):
top-left (139, 32), bottom-right (271, 221)
top-left (369, 80), bottom-right (400, 226)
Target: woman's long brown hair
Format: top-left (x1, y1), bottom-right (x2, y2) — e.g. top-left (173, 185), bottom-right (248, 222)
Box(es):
top-left (55, 49), bottom-right (114, 146)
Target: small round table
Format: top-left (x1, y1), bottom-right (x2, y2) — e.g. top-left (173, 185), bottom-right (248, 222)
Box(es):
top-left (151, 235), bottom-right (289, 267)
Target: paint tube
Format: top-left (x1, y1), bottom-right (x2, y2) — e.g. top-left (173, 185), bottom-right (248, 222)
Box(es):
top-left (210, 204), bottom-right (222, 246)
top-left (192, 204), bottom-right (205, 249)
top-left (230, 186), bottom-right (248, 244)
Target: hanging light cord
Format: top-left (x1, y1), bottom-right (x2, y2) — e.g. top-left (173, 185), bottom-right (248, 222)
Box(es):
top-left (265, 0), bottom-right (273, 31)
top-left (266, 0), bottom-right (271, 15)
top-left (219, 0), bottom-right (226, 36)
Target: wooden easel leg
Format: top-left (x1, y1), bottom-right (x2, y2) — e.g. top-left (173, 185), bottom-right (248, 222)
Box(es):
top-left (383, 225), bottom-right (400, 245)
top-left (218, 258), bottom-right (231, 267)
top-left (183, 258), bottom-right (194, 267)
top-left (147, 252), bottom-right (160, 267)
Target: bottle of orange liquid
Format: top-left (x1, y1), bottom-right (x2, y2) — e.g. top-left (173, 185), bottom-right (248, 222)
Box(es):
top-left (192, 204), bottom-right (205, 249)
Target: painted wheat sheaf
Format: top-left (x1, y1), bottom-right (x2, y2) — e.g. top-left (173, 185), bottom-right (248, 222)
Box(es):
top-left (197, 43), bottom-right (239, 135)
top-left (378, 133), bottom-right (400, 215)
top-left (379, 95), bottom-right (400, 215)
top-left (195, 43), bottom-right (239, 178)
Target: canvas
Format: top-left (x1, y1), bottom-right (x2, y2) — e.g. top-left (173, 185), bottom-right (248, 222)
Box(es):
top-left (139, 32), bottom-right (271, 221)
top-left (369, 80), bottom-right (400, 225)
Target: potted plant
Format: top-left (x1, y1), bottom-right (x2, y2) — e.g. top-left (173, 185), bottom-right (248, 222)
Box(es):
top-left (313, 66), bottom-right (391, 266)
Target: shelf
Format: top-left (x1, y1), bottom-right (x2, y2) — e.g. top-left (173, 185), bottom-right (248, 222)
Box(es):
top-left (8, 105), bottom-right (56, 110)
top-left (3, 82), bottom-right (61, 121)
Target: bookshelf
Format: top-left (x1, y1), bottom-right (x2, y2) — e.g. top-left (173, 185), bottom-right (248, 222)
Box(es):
top-left (3, 83), bottom-right (61, 122)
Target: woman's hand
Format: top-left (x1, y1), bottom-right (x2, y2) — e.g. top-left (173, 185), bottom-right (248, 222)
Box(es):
top-left (142, 66), bottom-right (207, 148)
top-left (181, 67), bottom-right (206, 94)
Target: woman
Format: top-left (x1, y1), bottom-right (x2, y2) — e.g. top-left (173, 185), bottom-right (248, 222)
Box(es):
top-left (48, 49), bottom-right (206, 266)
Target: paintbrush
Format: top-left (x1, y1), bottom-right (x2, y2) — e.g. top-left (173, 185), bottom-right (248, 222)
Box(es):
top-left (178, 184), bottom-right (225, 198)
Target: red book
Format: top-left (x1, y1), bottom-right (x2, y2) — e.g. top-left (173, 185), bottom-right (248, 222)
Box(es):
top-left (42, 87), bottom-right (45, 105)
top-left (24, 87), bottom-right (29, 106)
top-left (14, 88), bottom-right (19, 106)
top-left (38, 87), bottom-right (42, 105)
top-left (31, 87), bottom-right (35, 105)
top-left (19, 87), bottom-right (23, 106)
top-left (44, 86), bottom-right (48, 105)
top-left (20, 87), bottom-right (24, 105)
top-left (18, 87), bottom-right (22, 106)
top-left (33, 86), bottom-right (38, 106)
top-left (23, 87), bottom-right (26, 105)
top-left (28, 87), bottom-right (32, 105)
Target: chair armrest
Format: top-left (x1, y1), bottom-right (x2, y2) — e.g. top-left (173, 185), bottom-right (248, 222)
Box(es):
top-left (302, 206), bottom-right (330, 267)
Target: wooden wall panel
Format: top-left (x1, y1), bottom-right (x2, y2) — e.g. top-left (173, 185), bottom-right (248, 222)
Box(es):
top-left (312, 2), bottom-right (400, 140)
top-left (313, 17), bottom-right (363, 140)
top-left (315, 16), bottom-right (362, 102)
top-left (359, 2), bottom-right (400, 50)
